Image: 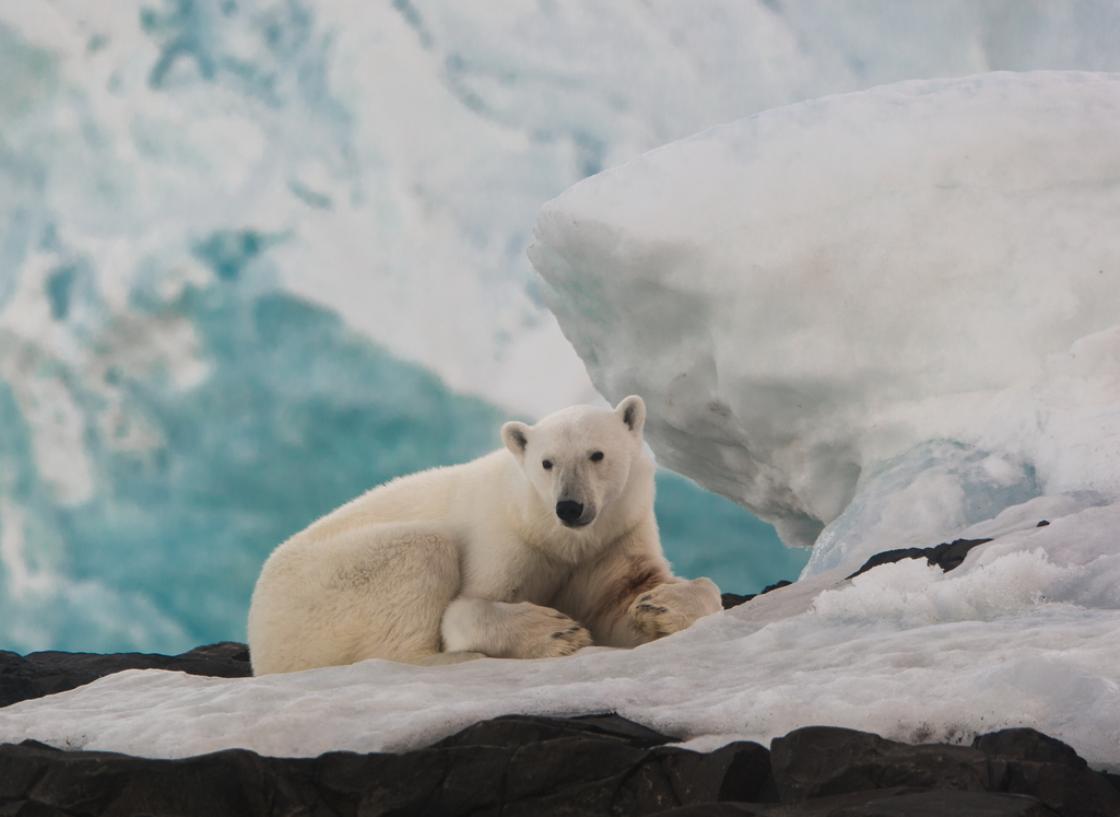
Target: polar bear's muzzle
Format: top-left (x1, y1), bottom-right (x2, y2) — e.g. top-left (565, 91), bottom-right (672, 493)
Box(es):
top-left (555, 499), bottom-right (594, 528)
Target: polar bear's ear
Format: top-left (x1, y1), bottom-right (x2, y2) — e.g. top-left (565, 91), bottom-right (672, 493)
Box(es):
top-left (615, 395), bottom-right (646, 436)
top-left (501, 421), bottom-right (531, 458)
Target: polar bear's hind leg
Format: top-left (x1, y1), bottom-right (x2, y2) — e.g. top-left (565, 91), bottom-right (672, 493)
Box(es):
top-left (335, 525), bottom-right (462, 665)
top-left (249, 524), bottom-right (462, 674)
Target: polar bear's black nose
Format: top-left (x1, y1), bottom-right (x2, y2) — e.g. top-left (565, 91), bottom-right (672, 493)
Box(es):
top-left (556, 500), bottom-right (584, 524)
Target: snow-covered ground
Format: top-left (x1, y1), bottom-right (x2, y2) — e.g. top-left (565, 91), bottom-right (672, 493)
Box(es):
top-left (2, 500), bottom-right (1118, 766)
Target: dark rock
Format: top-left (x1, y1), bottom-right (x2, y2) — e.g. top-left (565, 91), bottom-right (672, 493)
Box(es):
top-left (770, 726), bottom-right (990, 801)
top-left (846, 537), bottom-right (992, 580)
top-left (647, 788), bottom-right (922, 816)
top-left (651, 789), bottom-right (1055, 816)
top-left (1036, 520), bottom-right (1050, 527)
top-left (974, 728), bottom-right (1120, 817)
top-left (0, 715), bottom-right (772, 817)
top-left (649, 741), bottom-right (775, 805)
top-left (722, 580), bottom-right (794, 610)
top-left (2, 716), bottom-right (1115, 816)
top-left (434, 712), bottom-right (672, 749)
top-left (0, 741), bottom-right (318, 817)
top-left (827, 790), bottom-right (1057, 816)
top-left (974, 729), bottom-right (1087, 770)
top-left (0, 642), bottom-right (251, 708)
top-left (649, 803), bottom-right (771, 816)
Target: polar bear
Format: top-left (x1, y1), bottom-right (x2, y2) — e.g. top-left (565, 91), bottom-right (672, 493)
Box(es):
top-left (247, 395), bottom-right (723, 674)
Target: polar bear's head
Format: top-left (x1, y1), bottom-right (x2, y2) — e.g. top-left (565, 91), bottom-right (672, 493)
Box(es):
top-left (502, 396), bottom-right (647, 530)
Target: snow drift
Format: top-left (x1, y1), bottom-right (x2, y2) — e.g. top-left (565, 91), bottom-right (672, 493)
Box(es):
top-left (531, 71), bottom-right (1120, 575)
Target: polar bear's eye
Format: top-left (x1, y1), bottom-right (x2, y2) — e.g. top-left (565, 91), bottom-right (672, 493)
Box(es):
top-left (590, 451), bottom-right (604, 462)
top-left (542, 459), bottom-right (553, 470)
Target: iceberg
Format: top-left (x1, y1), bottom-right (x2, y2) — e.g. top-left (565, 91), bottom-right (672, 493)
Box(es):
top-left (531, 71), bottom-right (1120, 574)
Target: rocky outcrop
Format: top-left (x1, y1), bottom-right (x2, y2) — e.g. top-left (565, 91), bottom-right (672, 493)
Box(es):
top-left (721, 579), bottom-right (793, 610)
top-left (0, 641), bottom-right (251, 708)
top-left (0, 714), bottom-right (769, 817)
top-left (725, 531), bottom-right (1009, 612)
top-left (2, 715), bottom-right (1117, 816)
top-left (771, 725), bottom-right (1120, 816)
top-left (845, 537), bottom-right (994, 580)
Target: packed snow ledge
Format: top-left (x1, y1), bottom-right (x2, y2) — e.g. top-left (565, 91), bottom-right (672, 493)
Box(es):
top-left (3, 72), bottom-right (1120, 767)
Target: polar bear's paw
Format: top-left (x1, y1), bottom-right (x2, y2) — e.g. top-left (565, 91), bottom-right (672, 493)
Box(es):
top-left (508, 603), bottom-right (593, 659)
top-left (628, 578), bottom-right (722, 639)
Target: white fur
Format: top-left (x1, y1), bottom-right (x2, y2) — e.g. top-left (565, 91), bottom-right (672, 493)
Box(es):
top-left (248, 396), bottom-right (723, 674)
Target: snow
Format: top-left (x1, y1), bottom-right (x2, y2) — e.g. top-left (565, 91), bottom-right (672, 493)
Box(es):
top-left (531, 72), bottom-right (1120, 577)
top-left (2, 500), bottom-right (1119, 767)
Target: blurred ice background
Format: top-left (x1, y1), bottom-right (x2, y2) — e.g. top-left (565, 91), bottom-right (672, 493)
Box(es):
top-left (2, 0), bottom-right (1119, 653)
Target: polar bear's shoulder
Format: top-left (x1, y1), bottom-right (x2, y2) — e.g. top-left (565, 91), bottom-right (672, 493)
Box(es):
top-left (300, 449), bottom-right (515, 539)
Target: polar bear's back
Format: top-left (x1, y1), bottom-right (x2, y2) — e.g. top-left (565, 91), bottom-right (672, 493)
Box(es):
top-left (294, 449), bottom-right (511, 546)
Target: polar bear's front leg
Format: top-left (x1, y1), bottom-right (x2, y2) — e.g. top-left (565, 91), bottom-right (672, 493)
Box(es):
top-left (627, 578), bottom-right (723, 640)
top-left (441, 598), bottom-right (592, 659)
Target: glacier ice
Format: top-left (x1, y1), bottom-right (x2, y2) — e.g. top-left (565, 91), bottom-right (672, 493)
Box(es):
top-left (5, 1), bottom-right (1120, 417)
top-left (531, 71), bottom-right (1120, 575)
